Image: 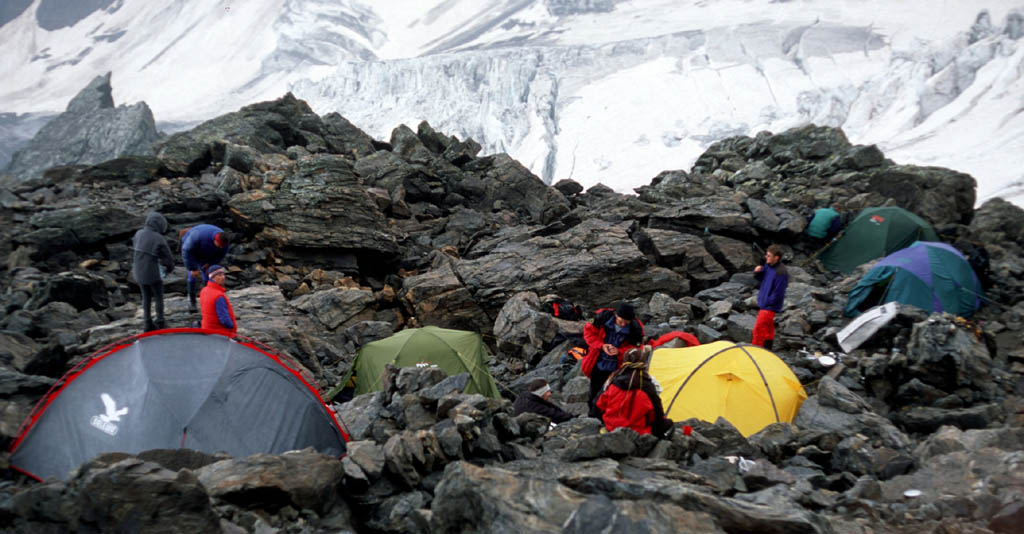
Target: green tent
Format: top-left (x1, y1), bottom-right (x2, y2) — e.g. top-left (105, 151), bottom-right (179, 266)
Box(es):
top-left (341, 326), bottom-right (501, 399)
top-left (820, 206), bottom-right (939, 273)
top-left (844, 241), bottom-right (982, 318)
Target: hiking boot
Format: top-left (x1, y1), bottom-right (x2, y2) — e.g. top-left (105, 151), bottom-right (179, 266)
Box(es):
top-left (188, 302), bottom-right (198, 314)
top-left (154, 320), bottom-right (166, 331)
top-left (144, 321), bottom-right (156, 333)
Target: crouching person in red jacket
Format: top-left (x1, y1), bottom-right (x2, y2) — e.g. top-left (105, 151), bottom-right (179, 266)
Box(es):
top-left (595, 346), bottom-right (674, 438)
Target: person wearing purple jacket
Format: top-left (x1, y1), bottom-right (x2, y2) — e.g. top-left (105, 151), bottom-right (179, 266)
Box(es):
top-left (180, 224), bottom-right (230, 313)
top-left (752, 244), bottom-right (789, 350)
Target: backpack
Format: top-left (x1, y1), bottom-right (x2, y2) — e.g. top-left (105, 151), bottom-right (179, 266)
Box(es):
top-left (543, 298), bottom-right (584, 321)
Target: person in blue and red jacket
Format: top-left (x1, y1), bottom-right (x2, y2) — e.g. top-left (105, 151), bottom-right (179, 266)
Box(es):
top-left (199, 265), bottom-right (237, 335)
top-left (752, 244), bottom-right (789, 350)
top-left (595, 346), bottom-right (673, 438)
top-left (582, 303), bottom-right (644, 417)
top-left (181, 224), bottom-right (230, 313)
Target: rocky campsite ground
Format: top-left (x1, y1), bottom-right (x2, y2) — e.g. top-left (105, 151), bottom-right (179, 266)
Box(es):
top-left (0, 80), bottom-right (1022, 533)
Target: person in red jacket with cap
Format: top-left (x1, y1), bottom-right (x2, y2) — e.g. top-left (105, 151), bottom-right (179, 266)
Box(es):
top-left (595, 346), bottom-right (673, 438)
top-left (582, 302), bottom-right (644, 417)
top-left (199, 265), bottom-right (236, 335)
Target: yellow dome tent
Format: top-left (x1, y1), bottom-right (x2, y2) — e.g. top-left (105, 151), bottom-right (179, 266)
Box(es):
top-left (649, 341), bottom-right (807, 436)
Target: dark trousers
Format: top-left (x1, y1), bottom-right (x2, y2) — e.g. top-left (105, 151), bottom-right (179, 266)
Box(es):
top-left (141, 282), bottom-right (165, 330)
top-left (588, 367), bottom-right (614, 418)
top-left (187, 276), bottom-right (203, 309)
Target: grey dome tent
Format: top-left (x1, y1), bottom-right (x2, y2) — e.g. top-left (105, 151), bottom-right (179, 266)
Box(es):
top-left (9, 329), bottom-right (348, 481)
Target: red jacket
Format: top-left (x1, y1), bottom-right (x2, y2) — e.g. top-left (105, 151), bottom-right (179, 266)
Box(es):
top-left (200, 281), bottom-right (237, 335)
top-left (595, 373), bottom-right (669, 435)
top-left (596, 384), bottom-right (655, 434)
top-left (581, 308), bottom-right (644, 377)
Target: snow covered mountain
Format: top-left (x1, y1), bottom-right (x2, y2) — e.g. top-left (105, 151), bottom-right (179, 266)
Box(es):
top-left (2, 0), bottom-right (1023, 206)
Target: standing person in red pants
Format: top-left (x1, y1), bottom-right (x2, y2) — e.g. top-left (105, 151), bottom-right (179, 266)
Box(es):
top-left (752, 244), bottom-right (789, 350)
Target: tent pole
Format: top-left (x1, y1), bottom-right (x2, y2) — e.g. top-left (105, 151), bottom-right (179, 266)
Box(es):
top-left (801, 232), bottom-right (843, 268)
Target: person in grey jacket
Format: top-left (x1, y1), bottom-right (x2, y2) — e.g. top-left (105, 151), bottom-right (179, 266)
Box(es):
top-left (133, 212), bottom-right (175, 332)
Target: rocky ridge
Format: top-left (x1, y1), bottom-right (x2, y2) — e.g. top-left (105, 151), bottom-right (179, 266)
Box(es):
top-left (0, 87), bottom-right (1023, 533)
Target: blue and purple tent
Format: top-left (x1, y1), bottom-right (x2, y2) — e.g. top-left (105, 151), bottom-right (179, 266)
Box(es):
top-left (844, 241), bottom-right (982, 318)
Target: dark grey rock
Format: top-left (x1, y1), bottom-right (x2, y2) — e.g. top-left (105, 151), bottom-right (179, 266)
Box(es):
top-left (366, 490), bottom-right (432, 534)
top-left (291, 288), bottom-right (375, 330)
top-left (401, 263), bottom-right (492, 332)
top-left (649, 198), bottom-right (754, 236)
top-left (228, 155), bottom-right (403, 257)
top-left (453, 219), bottom-right (688, 316)
top-left (23, 271), bottom-right (112, 312)
top-left (6, 73), bottom-right (160, 182)
top-left (156, 93), bottom-right (342, 174)
top-left (346, 440), bottom-right (386, 481)
top-left (195, 449), bottom-right (347, 514)
top-left (335, 391), bottom-right (388, 441)
top-left (793, 377), bottom-right (912, 450)
top-left (891, 403), bottom-right (1001, 434)
top-left (9, 455), bottom-right (219, 534)
top-left (418, 373), bottom-right (471, 403)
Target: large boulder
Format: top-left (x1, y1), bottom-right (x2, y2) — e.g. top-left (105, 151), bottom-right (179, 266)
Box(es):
top-left (492, 291), bottom-right (582, 363)
top-left (195, 449), bottom-right (349, 515)
top-left (879, 447), bottom-right (1024, 527)
top-left (634, 228), bottom-right (726, 290)
top-left (970, 198), bottom-right (1024, 249)
top-left (402, 262), bottom-right (492, 332)
top-left (862, 165), bottom-right (976, 226)
top-left (472, 154), bottom-right (571, 225)
top-left (793, 376), bottom-right (912, 450)
top-left (5, 73), bottom-right (160, 182)
top-left (7, 455), bottom-right (220, 534)
top-left (453, 219), bottom-right (688, 316)
top-left (22, 270), bottom-right (113, 312)
top-left (903, 314), bottom-right (1002, 399)
top-left (227, 154), bottom-right (403, 258)
top-left (22, 205), bottom-right (143, 252)
top-left (648, 198), bottom-right (754, 237)
top-left (430, 461), bottom-right (587, 532)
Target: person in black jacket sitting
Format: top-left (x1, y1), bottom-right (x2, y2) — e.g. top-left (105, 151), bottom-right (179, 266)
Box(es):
top-left (513, 379), bottom-right (573, 424)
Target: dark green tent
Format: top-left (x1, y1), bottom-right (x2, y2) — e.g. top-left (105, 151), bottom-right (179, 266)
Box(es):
top-left (341, 326), bottom-right (501, 399)
top-left (820, 206), bottom-right (939, 273)
top-left (844, 241), bottom-right (982, 317)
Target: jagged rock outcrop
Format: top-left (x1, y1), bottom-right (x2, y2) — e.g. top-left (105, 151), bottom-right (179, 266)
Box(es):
top-left (4, 73), bottom-right (160, 182)
top-left (155, 92), bottom-right (377, 175)
top-left (662, 124), bottom-right (977, 228)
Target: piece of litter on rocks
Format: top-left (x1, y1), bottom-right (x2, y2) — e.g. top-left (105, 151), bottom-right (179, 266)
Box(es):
top-left (818, 355), bottom-right (836, 367)
top-left (737, 457), bottom-right (756, 472)
top-left (903, 489), bottom-right (922, 498)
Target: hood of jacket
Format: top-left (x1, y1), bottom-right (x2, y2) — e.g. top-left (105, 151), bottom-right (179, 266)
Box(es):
top-left (145, 212), bottom-right (168, 234)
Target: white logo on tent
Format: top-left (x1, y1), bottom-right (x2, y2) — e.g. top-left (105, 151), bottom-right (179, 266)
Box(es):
top-left (90, 393), bottom-right (128, 436)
